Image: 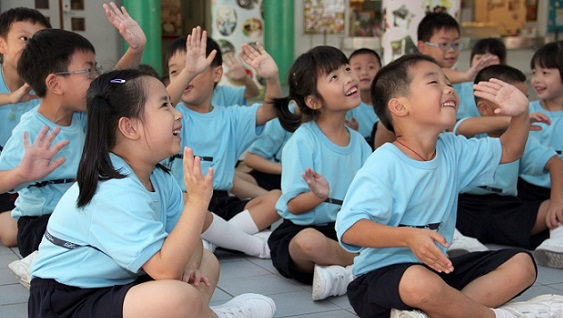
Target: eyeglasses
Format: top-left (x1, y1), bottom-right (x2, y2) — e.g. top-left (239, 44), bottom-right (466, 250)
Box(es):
top-left (424, 42), bottom-right (463, 51)
top-left (55, 66), bottom-right (102, 79)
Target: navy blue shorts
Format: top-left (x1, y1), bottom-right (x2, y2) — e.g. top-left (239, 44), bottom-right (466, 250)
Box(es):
top-left (208, 190), bottom-right (250, 220)
top-left (0, 192), bottom-right (17, 212)
top-left (248, 169), bottom-right (281, 191)
top-left (268, 219), bottom-right (338, 284)
top-left (347, 249), bottom-right (535, 318)
top-left (29, 275), bottom-right (153, 318)
top-left (17, 214), bottom-right (51, 257)
top-left (517, 177), bottom-right (550, 202)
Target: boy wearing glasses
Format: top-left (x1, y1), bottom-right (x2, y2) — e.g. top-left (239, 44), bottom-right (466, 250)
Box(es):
top-left (417, 12), bottom-right (499, 86)
top-left (0, 3), bottom-right (145, 289)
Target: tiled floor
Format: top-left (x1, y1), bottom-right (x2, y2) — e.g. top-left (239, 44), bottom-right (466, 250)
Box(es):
top-left (1, 242), bottom-right (563, 318)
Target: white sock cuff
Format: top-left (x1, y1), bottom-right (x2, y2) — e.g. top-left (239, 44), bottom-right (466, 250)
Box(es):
top-left (228, 209), bottom-right (259, 234)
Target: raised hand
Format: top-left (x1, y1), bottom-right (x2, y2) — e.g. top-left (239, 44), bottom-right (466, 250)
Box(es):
top-left (529, 111), bottom-right (551, 131)
top-left (18, 126), bottom-right (69, 183)
top-left (301, 168), bottom-right (329, 201)
top-left (103, 2), bottom-right (146, 51)
top-left (185, 27), bottom-right (217, 76)
top-left (466, 54), bottom-right (500, 80)
top-left (239, 42), bottom-right (278, 80)
top-left (182, 147), bottom-right (214, 207)
top-left (473, 78), bottom-right (529, 117)
top-left (224, 53), bottom-right (248, 81)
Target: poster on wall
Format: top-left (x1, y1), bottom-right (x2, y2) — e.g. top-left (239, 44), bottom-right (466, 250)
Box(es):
top-left (303, 0), bottom-right (346, 34)
top-left (212, 0), bottom-right (264, 88)
top-left (381, 0), bottom-right (460, 64)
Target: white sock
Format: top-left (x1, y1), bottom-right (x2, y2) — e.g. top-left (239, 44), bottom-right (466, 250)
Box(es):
top-left (550, 225), bottom-right (563, 239)
top-left (492, 308), bottom-right (518, 318)
top-left (202, 213), bottom-right (264, 257)
top-left (227, 209), bottom-right (259, 234)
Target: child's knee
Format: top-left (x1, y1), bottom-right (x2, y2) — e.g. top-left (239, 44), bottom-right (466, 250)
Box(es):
top-left (399, 265), bottom-right (445, 304)
top-left (291, 228), bottom-right (325, 255)
top-left (509, 252), bottom-right (537, 286)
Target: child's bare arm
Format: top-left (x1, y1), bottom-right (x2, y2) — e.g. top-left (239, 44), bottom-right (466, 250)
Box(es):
top-left (104, 2), bottom-right (146, 70)
top-left (239, 43), bottom-right (281, 125)
top-left (224, 53), bottom-right (260, 99)
top-left (442, 55), bottom-right (499, 83)
top-left (244, 152), bottom-right (282, 175)
top-left (286, 168), bottom-right (328, 214)
top-left (473, 78), bottom-right (529, 163)
top-left (167, 27), bottom-right (216, 105)
top-left (454, 116), bottom-right (510, 137)
top-left (544, 156), bottom-right (563, 229)
top-left (342, 219), bottom-right (453, 273)
top-left (0, 84), bottom-right (38, 106)
top-left (0, 127), bottom-right (69, 193)
top-left (143, 147), bottom-right (213, 280)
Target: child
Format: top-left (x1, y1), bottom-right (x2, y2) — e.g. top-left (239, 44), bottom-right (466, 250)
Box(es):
top-left (0, 2), bottom-right (145, 260)
top-left (28, 68), bottom-right (276, 318)
top-left (0, 127), bottom-right (68, 194)
top-left (0, 6), bottom-right (51, 247)
top-left (518, 41), bottom-right (563, 203)
top-left (455, 38), bottom-right (507, 121)
top-left (417, 12), bottom-right (499, 84)
top-left (334, 54), bottom-right (560, 318)
top-left (243, 108), bottom-right (295, 192)
top-left (455, 65), bottom-right (563, 269)
top-left (213, 52), bottom-right (260, 107)
top-left (346, 48), bottom-right (381, 148)
top-left (269, 46), bottom-right (373, 301)
top-left (165, 29), bottom-right (281, 258)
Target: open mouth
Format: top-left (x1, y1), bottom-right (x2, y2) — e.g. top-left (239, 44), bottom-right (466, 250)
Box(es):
top-left (442, 101), bottom-right (456, 108)
top-left (345, 86), bottom-right (358, 96)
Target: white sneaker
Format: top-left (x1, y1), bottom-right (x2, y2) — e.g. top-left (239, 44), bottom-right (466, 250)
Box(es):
top-left (498, 294), bottom-right (563, 317)
top-left (312, 264), bottom-right (354, 301)
top-left (211, 293), bottom-right (276, 318)
top-left (202, 239), bottom-right (216, 253)
top-left (8, 250), bottom-right (38, 290)
top-left (535, 238), bottom-right (563, 269)
top-left (390, 308), bottom-right (429, 317)
top-left (252, 230), bottom-right (271, 259)
top-left (447, 228), bottom-right (488, 258)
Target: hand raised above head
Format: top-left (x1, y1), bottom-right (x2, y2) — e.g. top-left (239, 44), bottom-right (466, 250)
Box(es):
top-left (473, 78), bottom-right (529, 117)
top-left (184, 27), bottom-right (217, 77)
top-left (239, 42), bottom-right (278, 80)
top-left (103, 2), bottom-right (146, 50)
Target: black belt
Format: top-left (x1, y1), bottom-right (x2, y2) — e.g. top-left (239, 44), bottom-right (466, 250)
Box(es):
top-left (324, 197), bottom-right (343, 206)
top-left (45, 229), bottom-right (106, 255)
top-left (28, 178), bottom-right (76, 189)
top-left (478, 185), bottom-right (503, 193)
top-left (169, 154), bottom-right (213, 163)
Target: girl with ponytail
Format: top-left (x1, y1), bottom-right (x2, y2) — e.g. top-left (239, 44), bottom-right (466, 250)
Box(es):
top-left (29, 30), bottom-right (276, 318)
top-left (268, 46), bottom-right (373, 301)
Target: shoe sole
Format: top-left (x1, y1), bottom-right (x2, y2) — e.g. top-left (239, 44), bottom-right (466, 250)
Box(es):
top-left (390, 308), bottom-right (428, 317)
top-left (534, 249), bottom-right (563, 269)
top-left (7, 262), bottom-right (30, 290)
top-left (312, 265), bottom-right (327, 301)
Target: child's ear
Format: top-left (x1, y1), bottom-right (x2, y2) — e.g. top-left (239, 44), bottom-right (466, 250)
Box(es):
top-left (388, 97), bottom-right (407, 117)
top-left (476, 100), bottom-right (494, 116)
top-left (213, 65), bottom-right (223, 83)
top-left (304, 95), bottom-right (321, 110)
top-left (417, 41), bottom-right (428, 54)
top-left (117, 117), bottom-right (140, 140)
top-left (0, 37), bottom-right (7, 55)
top-left (45, 74), bottom-right (63, 95)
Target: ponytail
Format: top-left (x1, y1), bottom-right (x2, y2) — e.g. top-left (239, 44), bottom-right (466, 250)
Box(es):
top-left (273, 96), bottom-right (301, 132)
top-left (77, 69), bottom-right (147, 207)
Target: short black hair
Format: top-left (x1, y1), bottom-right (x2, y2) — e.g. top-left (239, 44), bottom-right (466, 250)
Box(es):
top-left (166, 35), bottom-right (222, 68)
top-left (530, 41), bottom-right (563, 81)
top-left (0, 7), bottom-right (51, 39)
top-left (349, 48), bottom-right (382, 67)
top-left (470, 38), bottom-right (506, 64)
top-left (474, 65), bottom-right (526, 103)
top-left (417, 12), bottom-right (459, 42)
top-left (371, 54), bottom-right (438, 133)
top-left (17, 28), bottom-right (95, 97)
top-left (138, 64), bottom-right (159, 78)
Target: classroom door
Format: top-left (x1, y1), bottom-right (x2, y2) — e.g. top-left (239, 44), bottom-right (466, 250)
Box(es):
top-left (0, 0), bottom-right (121, 68)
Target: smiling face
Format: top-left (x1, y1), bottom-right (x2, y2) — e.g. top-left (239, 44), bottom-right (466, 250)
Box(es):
top-left (313, 64), bottom-right (361, 113)
top-left (531, 64), bottom-right (563, 102)
top-left (350, 53), bottom-right (381, 92)
top-left (418, 27), bottom-right (460, 69)
top-left (399, 60), bottom-right (458, 130)
top-left (139, 77), bottom-right (183, 161)
top-left (167, 51), bottom-right (221, 109)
